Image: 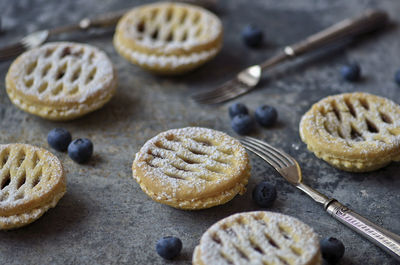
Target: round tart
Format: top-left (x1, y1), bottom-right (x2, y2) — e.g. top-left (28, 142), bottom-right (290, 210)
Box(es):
top-left (132, 127), bottom-right (251, 210)
top-left (0, 144), bottom-right (66, 229)
top-left (113, 2), bottom-right (223, 74)
top-left (193, 211), bottom-right (322, 265)
top-left (6, 42), bottom-right (117, 121)
top-left (300, 92), bottom-right (400, 172)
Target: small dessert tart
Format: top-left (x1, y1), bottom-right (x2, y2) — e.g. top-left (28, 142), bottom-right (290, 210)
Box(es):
top-left (132, 127), bottom-right (251, 210)
top-left (193, 211), bottom-right (322, 265)
top-left (6, 42), bottom-right (117, 121)
top-left (113, 2), bottom-right (223, 74)
top-left (0, 144), bottom-right (66, 230)
top-left (300, 92), bottom-right (400, 172)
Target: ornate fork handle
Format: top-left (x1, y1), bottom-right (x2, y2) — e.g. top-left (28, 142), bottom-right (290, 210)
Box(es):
top-left (259, 10), bottom-right (388, 69)
top-left (47, 0), bottom-right (218, 36)
top-left (326, 200), bottom-right (400, 261)
top-left (283, 9), bottom-right (388, 58)
top-left (48, 10), bottom-right (127, 35)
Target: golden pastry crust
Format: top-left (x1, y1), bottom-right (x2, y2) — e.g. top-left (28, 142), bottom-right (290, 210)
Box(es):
top-left (193, 211), bottom-right (322, 265)
top-left (6, 42), bottom-right (117, 121)
top-left (132, 127), bottom-right (251, 210)
top-left (300, 92), bottom-right (400, 172)
top-left (0, 144), bottom-right (66, 230)
top-left (113, 2), bottom-right (223, 74)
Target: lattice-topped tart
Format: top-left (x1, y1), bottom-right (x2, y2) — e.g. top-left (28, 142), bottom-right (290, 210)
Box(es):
top-left (114, 2), bottom-right (223, 74)
top-left (300, 92), bottom-right (400, 172)
top-left (6, 42), bottom-right (117, 121)
top-left (193, 211), bottom-right (322, 265)
top-left (132, 127), bottom-right (250, 210)
top-left (0, 144), bottom-right (66, 229)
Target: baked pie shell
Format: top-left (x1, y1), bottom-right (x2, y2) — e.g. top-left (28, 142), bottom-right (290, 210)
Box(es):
top-left (132, 127), bottom-right (251, 210)
top-left (113, 2), bottom-right (223, 74)
top-left (193, 211), bottom-right (322, 265)
top-left (5, 42), bottom-right (118, 121)
top-left (300, 92), bottom-right (400, 172)
top-left (0, 144), bottom-right (66, 230)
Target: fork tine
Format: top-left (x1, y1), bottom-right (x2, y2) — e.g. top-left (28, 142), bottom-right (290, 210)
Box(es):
top-left (207, 85), bottom-right (250, 104)
top-left (242, 137), bottom-right (296, 166)
top-left (0, 42), bottom-right (26, 61)
top-left (195, 83), bottom-right (235, 101)
top-left (241, 141), bottom-right (283, 171)
top-left (191, 79), bottom-right (237, 101)
top-left (240, 138), bottom-right (287, 169)
top-left (193, 81), bottom-right (250, 104)
top-left (0, 50), bottom-right (25, 61)
top-left (0, 51), bottom-right (24, 61)
top-left (0, 42), bottom-right (25, 54)
top-left (201, 89), bottom-right (243, 104)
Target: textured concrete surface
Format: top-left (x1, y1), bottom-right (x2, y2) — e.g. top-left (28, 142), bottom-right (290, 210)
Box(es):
top-left (0, 0), bottom-right (399, 264)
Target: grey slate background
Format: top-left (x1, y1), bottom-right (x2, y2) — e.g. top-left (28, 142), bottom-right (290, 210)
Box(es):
top-left (0, 0), bottom-right (399, 264)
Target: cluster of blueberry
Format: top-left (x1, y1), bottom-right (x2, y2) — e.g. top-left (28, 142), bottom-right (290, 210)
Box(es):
top-left (47, 128), bottom-right (93, 164)
top-left (155, 180), bottom-right (344, 263)
top-left (154, 27), bottom-right (352, 262)
top-left (229, 102), bottom-right (278, 135)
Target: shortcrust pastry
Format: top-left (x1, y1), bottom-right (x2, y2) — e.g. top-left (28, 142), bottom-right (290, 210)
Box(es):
top-left (193, 211), bottom-right (322, 265)
top-left (300, 92), bottom-right (400, 172)
top-left (0, 144), bottom-right (66, 229)
top-left (6, 42), bottom-right (117, 121)
top-left (132, 127), bottom-right (251, 210)
top-left (114, 2), bottom-right (223, 74)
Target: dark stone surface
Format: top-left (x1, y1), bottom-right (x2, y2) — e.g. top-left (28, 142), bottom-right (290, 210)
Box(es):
top-left (0, 0), bottom-right (399, 264)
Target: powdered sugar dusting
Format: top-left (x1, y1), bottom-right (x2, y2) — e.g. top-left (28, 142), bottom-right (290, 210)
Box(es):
top-left (133, 127), bottom-right (249, 201)
top-left (7, 42), bottom-right (115, 104)
top-left (300, 93), bottom-right (400, 155)
top-left (115, 43), bottom-right (219, 68)
top-left (118, 2), bottom-right (222, 52)
top-left (195, 211), bottom-right (321, 265)
top-left (0, 188), bottom-right (65, 230)
top-left (0, 144), bottom-right (65, 216)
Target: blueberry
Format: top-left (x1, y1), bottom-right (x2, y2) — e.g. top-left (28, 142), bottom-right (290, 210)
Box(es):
top-left (47, 128), bottom-right (72, 152)
top-left (156, 236), bottom-right (182, 260)
top-left (395, 69), bottom-right (400, 86)
top-left (242, 25), bottom-right (263, 47)
top-left (68, 138), bottom-right (93, 164)
top-left (252, 181), bottom-right (277, 208)
top-left (229, 102), bottom-right (249, 118)
top-left (255, 105), bottom-right (278, 127)
top-left (341, 63), bottom-right (361, 81)
top-left (320, 237), bottom-right (345, 264)
top-left (231, 114), bottom-right (254, 135)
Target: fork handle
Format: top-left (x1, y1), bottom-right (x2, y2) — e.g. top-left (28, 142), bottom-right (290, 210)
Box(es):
top-left (283, 9), bottom-right (388, 57)
top-left (326, 200), bottom-right (400, 261)
top-left (48, 10), bottom-right (127, 35)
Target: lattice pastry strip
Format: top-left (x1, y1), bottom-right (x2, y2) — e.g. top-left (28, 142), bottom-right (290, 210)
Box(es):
top-left (6, 42), bottom-right (117, 120)
top-left (131, 6), bottom-right (207, 45)
top-left (300, 92), bottom-right (400, 172)
top-left (132, 127), bottom-right (251, 210)
top-left (147, 135), bottom-right (235, 180)
top-left (0, 147), bottom-right (44, 204)
top-left (193, 211), bottom-right (322, 265)
top-left (114, 2), bottom-right (223, 74)
top-left (0, 144), bottom-right (66, 230)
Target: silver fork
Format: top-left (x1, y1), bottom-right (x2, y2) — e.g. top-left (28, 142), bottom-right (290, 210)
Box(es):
top-left (0, 10), bottom-right (127, 62)
top-left (192, 9), bottom-right (388, 104)
top-left (0, 0), bottom-right (218, 62)
top-left (240, 136), bottom-right (400, 261)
